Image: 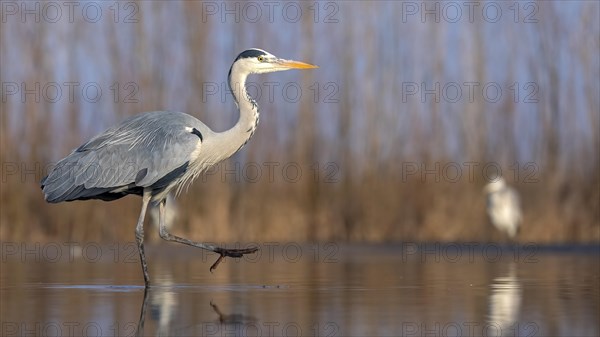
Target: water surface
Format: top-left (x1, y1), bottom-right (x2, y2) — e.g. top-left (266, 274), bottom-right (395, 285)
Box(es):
top-left (1, 243), bottom-right (598, 336)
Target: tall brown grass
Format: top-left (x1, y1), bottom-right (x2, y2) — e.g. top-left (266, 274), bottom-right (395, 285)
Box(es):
top-left (1, 1), bottom-right (598, 244)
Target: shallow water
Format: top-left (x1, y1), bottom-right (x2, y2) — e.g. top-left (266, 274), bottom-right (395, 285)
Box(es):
top-left (1, 243), bottom-right (598, 337)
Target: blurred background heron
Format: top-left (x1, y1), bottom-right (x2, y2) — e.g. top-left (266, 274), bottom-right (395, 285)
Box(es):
top-left (484, 177), bottom-right (522, 240)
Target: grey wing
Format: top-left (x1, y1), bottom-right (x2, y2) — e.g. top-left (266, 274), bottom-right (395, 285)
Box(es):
top-left (41, 111), bottom-right (203, 202)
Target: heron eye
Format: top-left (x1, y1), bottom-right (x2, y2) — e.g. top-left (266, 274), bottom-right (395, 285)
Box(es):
top-left (258, 56), bottom-right (265, 62)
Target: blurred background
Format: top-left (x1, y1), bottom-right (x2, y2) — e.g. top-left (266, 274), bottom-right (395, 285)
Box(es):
top-left (1, 1), bottom-right (599, 244)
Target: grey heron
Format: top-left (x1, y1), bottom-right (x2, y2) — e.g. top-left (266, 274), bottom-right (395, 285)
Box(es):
top-left (483, 177), bottom-right (522, 239)
top-left (41, 48), bottom-right (318, 286)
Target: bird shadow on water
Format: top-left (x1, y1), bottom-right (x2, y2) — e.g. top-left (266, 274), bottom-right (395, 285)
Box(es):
top-left (209, 301), bottom-right (257, 325)
top-left (135, 285), bottom-right (258, 337)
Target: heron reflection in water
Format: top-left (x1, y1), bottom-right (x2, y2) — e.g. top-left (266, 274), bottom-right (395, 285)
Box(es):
top-left (488, 264), bottom-right (522, 336)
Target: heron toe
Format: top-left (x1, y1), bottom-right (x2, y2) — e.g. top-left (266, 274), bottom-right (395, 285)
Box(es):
top-left (209, 246), bottom-right (260, 273)
top-left (214, 246), bottom-right (260, 258)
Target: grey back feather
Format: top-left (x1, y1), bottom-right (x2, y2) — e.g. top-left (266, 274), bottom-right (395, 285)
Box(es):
top-left (42, 111), bottom-right (209, 202)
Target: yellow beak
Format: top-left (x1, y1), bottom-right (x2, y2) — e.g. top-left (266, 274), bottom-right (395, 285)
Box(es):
top-left (277, 59), bottom-right (319, 69)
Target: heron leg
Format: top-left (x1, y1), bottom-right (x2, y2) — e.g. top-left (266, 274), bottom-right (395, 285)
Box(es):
top-left (157, 199), bottom-right (258, 272)
top-left (136, 287), bottom-right (149, 336)
top-left (136, 192), bottom-right (152, 286)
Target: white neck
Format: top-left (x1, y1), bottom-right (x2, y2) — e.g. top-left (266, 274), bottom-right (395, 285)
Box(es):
top-left (213, 66), bottom-right (260, 161)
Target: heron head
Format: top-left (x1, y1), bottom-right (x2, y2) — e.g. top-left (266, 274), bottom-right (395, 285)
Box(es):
top-left (232, 48), bottom-right (318, 75)
top-left (483, 177), bottom-right (507, 194)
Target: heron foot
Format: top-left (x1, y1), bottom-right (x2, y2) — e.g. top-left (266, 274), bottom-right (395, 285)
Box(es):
top-left (210, 246), bottom-right (259, 273)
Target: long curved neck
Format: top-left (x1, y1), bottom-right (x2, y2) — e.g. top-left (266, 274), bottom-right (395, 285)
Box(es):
top-left (213, 65), bottom-right (260, 160)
